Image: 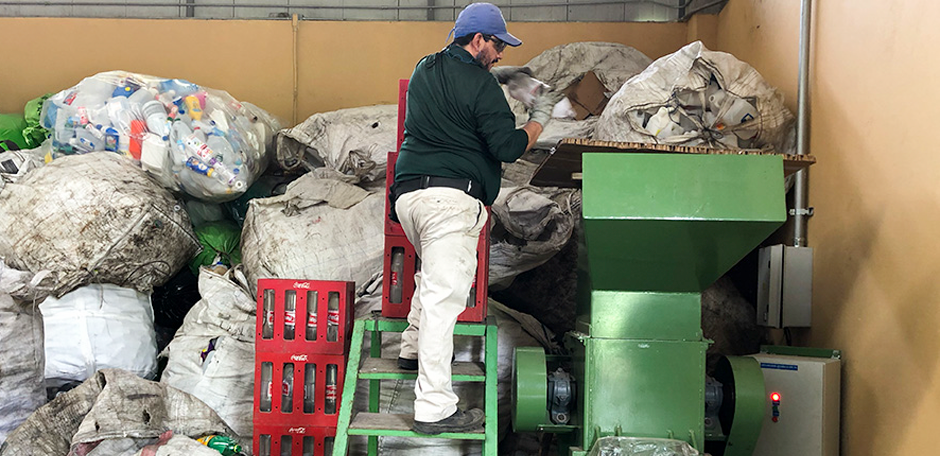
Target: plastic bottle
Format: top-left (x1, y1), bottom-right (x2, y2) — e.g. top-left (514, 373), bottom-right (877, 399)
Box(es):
top-left (325, 364), bottom-right (338, 414)
top-left (645, 106), bottom-right (684, 139)
top-left (260, 362), bottom-right (273, 412)
top-left (93, 124), bottom-right (119, 152)
top-left (720, 98), bottom-right (758, 128)
top-left (106, 97), bottom-right (136, 134)
top-left (466, 285), bottom-right (476, 308)
top-left (324, 437), bottom-right (334, 456)
top-left (284, 290), bottom-right (296, 340)
top-left (127, 86), bottom-right (155, 106)
top-left (280, 437), bottom-right (292, 456)
top-left (158, 79), bottom-right (199, 98)
top-left (196, 435), bottom-right (243, 456)
top-left (206, 134), bottom-right (239, 172)
top-left (140, 134), bottom-right (167, 174)
top-left (258, 435), bottom-right (271, 456)
top-left (389, 248), bottom-right (404, 303)
top-left (303, 437), bottom-right (315, 456)
top-left (303, 363), bottom-right (316, 413)
top-left (185, 157), bottom-right (214, 177)
top-left (506, 74), bottom-right (549, 109)
top-left (262, 289), bottom-right (274, 339)
top-left (71, 127), bottom-right (103, 153)
top-left (182, 132), bottom-right (239, 186)
top-left (282, 363), bottom-right (294, 413)
top-left (306, 291), bottom-right (318, 341)
top-left (327, 292), bottom-right (339, 342)
top-left (129, 119), bottom-right (146, 160)
top-left (185, 95), bottom-right (204, 121)
top-left (209, 109), bottom-right (230, 132)
top-left (142, 100), bottom-right (169, 137)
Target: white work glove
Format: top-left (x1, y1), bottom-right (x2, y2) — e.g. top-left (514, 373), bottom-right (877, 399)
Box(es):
top-left (491, 66), bottom-right (533, 84)
top-left (528, 90), bottom-right (565, 127)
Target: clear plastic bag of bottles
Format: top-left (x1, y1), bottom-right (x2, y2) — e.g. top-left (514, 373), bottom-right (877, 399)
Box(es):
top-left (587, 437), bottom-right (698, 456)
top-left (40, 70), bottom-right (281, 202)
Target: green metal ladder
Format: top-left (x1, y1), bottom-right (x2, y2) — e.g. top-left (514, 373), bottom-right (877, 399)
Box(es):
top-left (332, 314), bottom-right (499, 455)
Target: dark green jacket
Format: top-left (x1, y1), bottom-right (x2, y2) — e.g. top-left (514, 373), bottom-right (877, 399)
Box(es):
top-left (395, 44), bottom-right (528, 206)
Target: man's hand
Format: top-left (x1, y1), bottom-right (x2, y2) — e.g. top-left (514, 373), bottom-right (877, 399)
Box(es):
top-left (491, 66), bottom-right (533, 84)
top-left (527, 90), bottom-right (565, 127)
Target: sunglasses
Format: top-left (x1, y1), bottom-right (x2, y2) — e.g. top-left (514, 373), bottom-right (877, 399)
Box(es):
top-left (482, 34), bottom-right (507, 52)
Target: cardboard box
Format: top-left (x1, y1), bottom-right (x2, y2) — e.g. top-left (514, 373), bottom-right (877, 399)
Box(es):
top-left (563, 70), bottom-right (609, 120)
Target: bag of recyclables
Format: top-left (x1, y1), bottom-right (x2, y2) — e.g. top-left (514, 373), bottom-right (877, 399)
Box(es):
top-left (40, 70), bottom-right (281, 202)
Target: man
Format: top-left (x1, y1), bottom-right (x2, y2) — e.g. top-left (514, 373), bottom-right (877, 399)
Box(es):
top-left (390, 2), bottom-right (561, 435)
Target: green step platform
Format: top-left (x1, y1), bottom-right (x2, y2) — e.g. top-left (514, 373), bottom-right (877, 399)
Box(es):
top-left (333, 315), bottom-right (499, 455)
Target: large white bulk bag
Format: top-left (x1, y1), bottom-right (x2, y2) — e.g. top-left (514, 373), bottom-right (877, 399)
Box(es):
top-left (40, 283), bottom-right (157, 383)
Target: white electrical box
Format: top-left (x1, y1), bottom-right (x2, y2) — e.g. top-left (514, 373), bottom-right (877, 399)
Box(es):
top-left (750, 351), bottom-right (841, 456)
top-left (757, 245), bottom-right (813, 328)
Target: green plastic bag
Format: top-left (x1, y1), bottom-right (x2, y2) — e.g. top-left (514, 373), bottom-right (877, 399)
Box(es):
top-left (22, 93), bottom-right (52, 148)
top-left (189, 221), bottom-right (243, 275)
top-left (0, 113), bottom-right (28, 151)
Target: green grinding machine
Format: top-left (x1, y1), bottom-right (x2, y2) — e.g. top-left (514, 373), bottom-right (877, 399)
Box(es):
top-left (515, 145), bottom-right (798, 456)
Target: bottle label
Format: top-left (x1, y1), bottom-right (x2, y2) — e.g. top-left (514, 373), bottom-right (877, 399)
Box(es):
top-left (327, 310), bottom-right (340, 326)
top-left (307, 313), bottom-right (317, 326)
top-left (390, 271), bottom-right (399, 286)
top-left (325, 383), bottom-right (337, 401)
top-left (282, 378), bottom-right (292, 396)
top-left (265, 310), bottom-right (274, 326)
top-left (185, 157), bottom-right (213, 176)
top-left (285, 309), bottom-right (296, 327)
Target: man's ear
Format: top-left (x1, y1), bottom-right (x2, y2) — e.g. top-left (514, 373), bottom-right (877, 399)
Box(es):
top-left (471, 32), bottom-right (486, 49)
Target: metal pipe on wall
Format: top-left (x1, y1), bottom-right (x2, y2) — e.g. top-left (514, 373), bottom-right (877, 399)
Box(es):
top-left (792, 0), bottom-right (812, 247)
top-left (0, 0), bottom-right (699, 11)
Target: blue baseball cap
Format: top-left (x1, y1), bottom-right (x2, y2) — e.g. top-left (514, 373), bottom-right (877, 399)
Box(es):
top-left (451, 3), bottom-right (522, 47)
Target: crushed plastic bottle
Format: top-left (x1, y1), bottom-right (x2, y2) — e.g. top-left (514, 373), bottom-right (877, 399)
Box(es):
top-left (196, 435), bottom-right (244, 456)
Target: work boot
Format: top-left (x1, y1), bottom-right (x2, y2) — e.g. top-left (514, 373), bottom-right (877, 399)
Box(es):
top-left (413, 408), bottom-right (485, 435)
top-left (398, 354), bottom-right (456, 371)
top-left (398, 357), bottom-right (419, 370)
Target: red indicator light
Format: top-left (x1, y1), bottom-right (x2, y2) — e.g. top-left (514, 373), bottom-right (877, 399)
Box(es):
top-left (771, 392), bottom-right (781, 402)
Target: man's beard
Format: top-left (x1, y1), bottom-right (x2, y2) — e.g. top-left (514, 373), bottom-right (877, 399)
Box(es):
top-left (474, 51), bottom-right (498, 70)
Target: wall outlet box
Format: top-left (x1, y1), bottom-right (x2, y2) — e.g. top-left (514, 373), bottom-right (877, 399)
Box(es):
top-left (757, 244), bottom-right (813, 328)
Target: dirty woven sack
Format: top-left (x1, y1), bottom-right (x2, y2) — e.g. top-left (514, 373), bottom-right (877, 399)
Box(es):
top-left (595, 41), bottom-right (795, 152)
top-left (0, 293), bottom-right (45, 446)
top-left (241, 174), bottom-right (384, 295)
top-left (0, 368), bottom-right (235, 456)
top-left (275, 105), bottom-right (396, 183)
top-left (160, 266), bottom-right (256, 438)
top-left (504, 42), bottom-right (653, 148)
top-left (489, 186), bottom-right (581, 288)
top-left (0, 152), bottom-right (200, 300)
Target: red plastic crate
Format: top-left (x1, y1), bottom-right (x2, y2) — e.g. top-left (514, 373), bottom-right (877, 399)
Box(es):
top-left (254, 279), bottom-right (353, 455)
top-left (383, 78), bottom-right (490, 323)
top-left (255, 279), bottom-right (355, 355)
top-left (253, 423), bottom-right (336, 456)
top-left (381, 217), bottom-right (489, 323)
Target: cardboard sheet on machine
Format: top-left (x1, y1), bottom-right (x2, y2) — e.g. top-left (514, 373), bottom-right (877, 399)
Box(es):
top-left (529, 138), bottom-right (817, 188)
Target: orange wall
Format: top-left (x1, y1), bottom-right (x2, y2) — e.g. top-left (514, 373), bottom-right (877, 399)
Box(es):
top-left (0, 17), bottom-right (688, 126)
top-left (0, 18), bottom-right (295, 123)
top-left (718, 1), bottom-right (940, 454)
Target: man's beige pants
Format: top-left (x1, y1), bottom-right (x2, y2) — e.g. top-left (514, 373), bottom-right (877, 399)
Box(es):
top-left (395, 187), bottom-right (487, 422)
